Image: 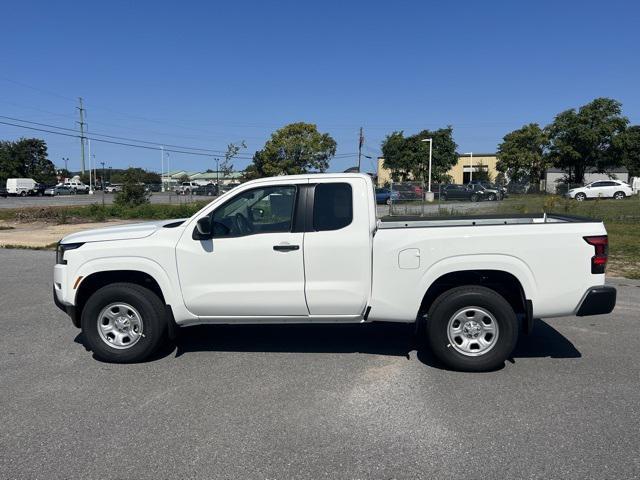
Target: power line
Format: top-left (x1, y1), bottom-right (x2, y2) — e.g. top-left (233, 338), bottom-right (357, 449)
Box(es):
top-left (0, 120), bottom-right (246, 158)
top-left (0, 115), bottom-right (255, 157)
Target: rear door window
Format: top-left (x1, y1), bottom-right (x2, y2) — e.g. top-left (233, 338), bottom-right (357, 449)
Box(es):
top-left (313, 183), bottom-right (353, 231)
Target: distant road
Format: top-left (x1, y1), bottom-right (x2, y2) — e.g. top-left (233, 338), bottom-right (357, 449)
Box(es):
top-left (0, 191), bottom-right (201, 209)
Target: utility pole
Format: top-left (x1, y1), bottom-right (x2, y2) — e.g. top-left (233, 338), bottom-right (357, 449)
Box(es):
top-left (357, 127), bottom-right (364, 173)
top-left (160, 146), bottom-right (165, 191)
top-left (76, 97), bottom-right (86, 174)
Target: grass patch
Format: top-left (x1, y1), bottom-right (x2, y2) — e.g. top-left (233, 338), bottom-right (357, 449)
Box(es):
top-left (605, 223), bottom-right (640, 279)
top-left (496, 194), bottom-right (640, 224)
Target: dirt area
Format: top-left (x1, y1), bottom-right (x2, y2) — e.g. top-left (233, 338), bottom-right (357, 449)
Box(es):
top-left (0, 220), bottom-right (135, 248)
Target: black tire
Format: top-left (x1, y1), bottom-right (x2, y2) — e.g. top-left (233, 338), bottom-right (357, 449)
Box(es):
top-left (470, 194), bottom-right (479, 202)
top-left (20, 191), bottom-right (27, 197)
top-left (613, 191), bottom-right (625, 200)
top-left (488, 193), bottom-right (496, 201)
top-left (424, 286), bottom-right (519, 372)
top-left (575, 192), bottom-right (586, 201)
top-left (441, 194), bottom-right (447, 201)
top-left (81, 283), bottom-right (168, 363)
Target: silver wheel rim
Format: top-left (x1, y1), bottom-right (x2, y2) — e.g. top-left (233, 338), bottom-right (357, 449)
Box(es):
top-left (97, 303), bottom-right (144, 349)
top-left (614, 193), bottom-right (623, 199)
top-left (447, 307), bottom-right (499, 357)
top-left (576, 194), bottom-right (585, 201)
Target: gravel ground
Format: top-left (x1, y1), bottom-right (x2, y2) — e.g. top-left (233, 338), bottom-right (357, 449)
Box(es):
top-left (1, 249), bottom-right (638, 479)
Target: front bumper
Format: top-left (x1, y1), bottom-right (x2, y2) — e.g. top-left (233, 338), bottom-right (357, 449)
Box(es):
top-left (576, 286), bottom-right (616, 316)
top-left (53, 284), bottom-right (79, 327)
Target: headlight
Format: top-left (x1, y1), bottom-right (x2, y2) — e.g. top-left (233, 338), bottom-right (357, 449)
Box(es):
top-left (56, 242), bottom-right (84, 264)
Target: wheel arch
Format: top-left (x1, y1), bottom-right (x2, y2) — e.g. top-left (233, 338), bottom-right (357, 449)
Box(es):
top-left (415, 254), bottom-right (537, 326)
top-left (74, 270), bottom-right (167, 326)
top-left (418, 269), bottom-right (529, 319)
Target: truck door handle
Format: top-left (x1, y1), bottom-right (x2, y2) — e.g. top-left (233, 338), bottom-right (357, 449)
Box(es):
top-left (273, 244), bottom-right (300, 252)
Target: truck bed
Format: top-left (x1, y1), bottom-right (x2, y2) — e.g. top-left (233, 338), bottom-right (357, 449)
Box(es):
top-left (378, 213), bottom-right (600, 229)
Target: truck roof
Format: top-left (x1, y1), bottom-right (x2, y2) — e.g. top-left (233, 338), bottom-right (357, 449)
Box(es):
top-left (247, 172), bottom-right (373, 183)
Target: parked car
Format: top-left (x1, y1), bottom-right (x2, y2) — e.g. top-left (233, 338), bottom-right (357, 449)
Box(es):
top-left (375, 187), bottom-right (400, 205)
top-left (0, 185), bottom-right (7, 198)
top-left (34, 183), bottom-right (56, 196)
top-left (194, 183), bottom-right (219, 196)
top-left (6, 178), bottom-right (37, 196)
top-left (393, 183), bottom-right (424, 200)
top-left (54, 173), bottom-right (616, 371)
top-left (219, 183), bottom-right (240, 194)
top-left (63, 180), bottom-right (89, 193)
top-left (104, 184), bottom-right (122, 193)
top-left (469, 181), bottom-right (508, 199)
top-left (176, 181), bottom-right (200, 195)
top-left (146, 183), bottom-right (162, 193)
top-left (567, 180), bottom-right (633, 201)
top-left (441, 184), bottom-right (496, 201)
top-left (44, 185), bottom-right (75, 196)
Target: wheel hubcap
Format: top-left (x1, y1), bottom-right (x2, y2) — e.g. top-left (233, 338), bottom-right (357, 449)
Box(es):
top-left (97, 303), bottom-right (144, 349)
top-left (447, 307), bottom-right (499, 356)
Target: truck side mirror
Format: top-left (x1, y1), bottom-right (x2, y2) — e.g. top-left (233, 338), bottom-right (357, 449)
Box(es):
top-left (193, 217), bottom-right (212, 240)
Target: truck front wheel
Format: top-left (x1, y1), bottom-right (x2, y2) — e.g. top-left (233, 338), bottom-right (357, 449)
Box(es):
top-left (80, 283), bottom-right (168, 363)
top-left (424, 286), bottom-right (519, 371)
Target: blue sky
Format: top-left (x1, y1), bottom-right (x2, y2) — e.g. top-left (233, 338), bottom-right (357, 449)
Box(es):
top-left (1, 0), bottom-right (639, 174)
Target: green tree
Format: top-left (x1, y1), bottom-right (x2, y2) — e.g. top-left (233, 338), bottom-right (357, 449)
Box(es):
top-left (0, 138), bottom-right (56, 184)
top-left (613, 125), bottom-right (640, 177)
top-left (496, 123), bottom-right (549, 184)
top-left (114, 168), bottom-right (150, 206)
top-left (381, 127), bottom-right (458, 183)
top-left (547, 98), bottom-right (628, 183)
top-left (244, 123), bottom-right (336, 179)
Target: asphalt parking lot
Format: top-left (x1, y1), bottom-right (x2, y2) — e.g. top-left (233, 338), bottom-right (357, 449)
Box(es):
top-left (1, 249), bottom-right (638, 479)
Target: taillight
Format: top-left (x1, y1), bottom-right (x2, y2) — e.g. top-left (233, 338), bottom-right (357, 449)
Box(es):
top-left (584, 236), bottom-right (608, 274)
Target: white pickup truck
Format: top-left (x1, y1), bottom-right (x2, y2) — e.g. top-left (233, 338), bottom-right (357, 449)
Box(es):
top-left (53, 173), bottom-right (616, 371)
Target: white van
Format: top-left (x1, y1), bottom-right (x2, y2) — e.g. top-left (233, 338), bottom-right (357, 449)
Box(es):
top-left (6, 178), bottom-right (36, 196)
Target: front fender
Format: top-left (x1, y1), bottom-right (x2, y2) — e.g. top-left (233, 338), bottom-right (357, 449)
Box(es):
top-left (72, 256), bottom-right (197, 323)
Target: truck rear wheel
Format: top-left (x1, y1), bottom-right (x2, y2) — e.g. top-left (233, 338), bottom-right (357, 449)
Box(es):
top-left (81, 283), bottom-right (168, 363)
top-left (424, 286), bottom-right (519, 371)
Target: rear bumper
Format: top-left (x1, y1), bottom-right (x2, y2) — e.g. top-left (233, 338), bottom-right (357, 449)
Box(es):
top-left (576, 286), bottom-right (616, 316)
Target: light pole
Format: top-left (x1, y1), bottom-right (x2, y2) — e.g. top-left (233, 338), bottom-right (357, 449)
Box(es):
top-left (214, 157), bottom-right (220, 193)
top-left (421, 138), bottom-right (434, 202)
top-left (464, 152), bottom-right (473, 183)
top-left (88, 139), bottom-right (94, 194)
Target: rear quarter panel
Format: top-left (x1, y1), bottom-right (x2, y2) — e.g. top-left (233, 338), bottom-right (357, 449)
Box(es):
top-left (370, 222), bottom-right (607, 322)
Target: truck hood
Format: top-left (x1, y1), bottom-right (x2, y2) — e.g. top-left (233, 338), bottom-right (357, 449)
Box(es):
top-left (60, 218), bottom-right (187, 244)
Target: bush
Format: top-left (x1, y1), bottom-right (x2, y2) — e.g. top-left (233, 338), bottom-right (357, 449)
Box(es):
top-left (113, 168), bottom-right (150, 207)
